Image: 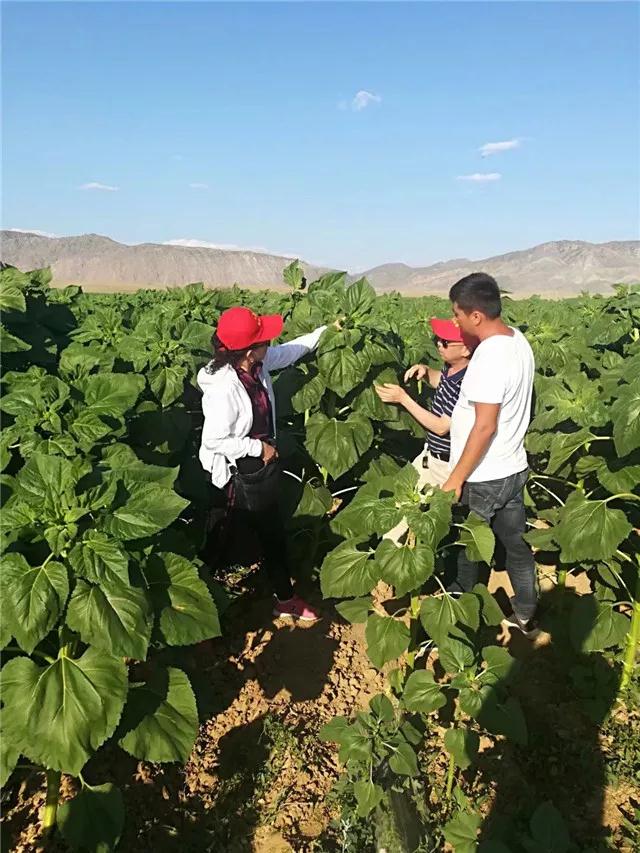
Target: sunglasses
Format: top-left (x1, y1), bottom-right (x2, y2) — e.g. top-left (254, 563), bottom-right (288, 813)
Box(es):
top-left (433, 336), bottom-right (463, 349)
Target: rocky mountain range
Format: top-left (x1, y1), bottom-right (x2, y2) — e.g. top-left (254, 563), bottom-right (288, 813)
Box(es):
top-left (1, 230), bottom-right (638, 296)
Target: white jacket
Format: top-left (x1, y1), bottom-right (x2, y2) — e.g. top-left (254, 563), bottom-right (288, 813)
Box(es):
top-left (198, 325), bottom-right (327, 488)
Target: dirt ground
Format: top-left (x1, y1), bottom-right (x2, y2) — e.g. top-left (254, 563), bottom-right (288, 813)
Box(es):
top-left (1, 580), bottom-right (385, 853)
top-left (1, 567), bottom-right (637, 853)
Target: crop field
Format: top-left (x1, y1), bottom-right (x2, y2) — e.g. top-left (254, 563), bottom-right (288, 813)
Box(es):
top-left (0, 264), bottom-right (638, 853)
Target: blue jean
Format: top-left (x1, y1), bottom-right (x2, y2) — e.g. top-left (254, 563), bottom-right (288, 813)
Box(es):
top-left (452, 468), bottom-right (538, 621)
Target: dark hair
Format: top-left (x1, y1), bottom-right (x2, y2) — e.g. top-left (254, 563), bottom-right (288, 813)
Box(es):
top-left (449, 272), bottom-right (501, 319)
top-left (204, 333), bottom-right (247, 374)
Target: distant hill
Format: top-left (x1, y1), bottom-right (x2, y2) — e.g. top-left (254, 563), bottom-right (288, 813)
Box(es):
top-left (359, 240), bottom-right (640, 296)
top-left (1, 231), bottom-right (638, 296)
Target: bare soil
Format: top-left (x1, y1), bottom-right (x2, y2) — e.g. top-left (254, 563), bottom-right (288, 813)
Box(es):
top-left (2, 567), bottom-right (638, 853)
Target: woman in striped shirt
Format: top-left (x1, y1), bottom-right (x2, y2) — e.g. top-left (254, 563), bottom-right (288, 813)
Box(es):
top-left (375, 318), bottom-right (473, 489)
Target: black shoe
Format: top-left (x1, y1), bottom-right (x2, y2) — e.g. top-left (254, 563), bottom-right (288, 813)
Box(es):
top-left (502, 610), bottom-right (540, 639)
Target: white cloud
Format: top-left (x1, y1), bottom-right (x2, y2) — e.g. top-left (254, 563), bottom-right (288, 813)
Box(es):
top-left (456, 172), bottom-right (502, 183)
top-left (79, 181), bottom-right (119, 192)
top-left (4, 227), bottom-right (58, 238)
top-left (479, 139), bottom-right (521, 158)
top-left (351, 90), bottom-right (382, 111)
top-left (188, 182), bottom-right (209, 190)
top-left (164, 238), bottom-right (297, 258)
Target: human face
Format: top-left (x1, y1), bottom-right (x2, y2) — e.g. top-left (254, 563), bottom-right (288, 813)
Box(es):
top-left (435, 337), bottom-right (469, 364)
top-left (248, 342), bottom-right (269, 363)
top-left (452, 301), bottom-right (481, 337)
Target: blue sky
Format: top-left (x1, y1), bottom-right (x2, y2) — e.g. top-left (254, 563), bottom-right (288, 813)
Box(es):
top-left (2, 1), bottom-right (639, 271)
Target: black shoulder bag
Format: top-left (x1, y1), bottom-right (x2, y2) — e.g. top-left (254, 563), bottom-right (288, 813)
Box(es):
top-left (229, 454), bottom-right (281, 512)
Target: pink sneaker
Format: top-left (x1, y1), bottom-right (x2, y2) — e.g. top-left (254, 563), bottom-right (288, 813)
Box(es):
top-left (273, 595), bottom-right (320, 622)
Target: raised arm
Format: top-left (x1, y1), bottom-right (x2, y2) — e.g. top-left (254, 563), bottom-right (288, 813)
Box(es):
top-left (263, 325), bottom-right (327, 372)
top-left (375, 383), bottom-right (451, 435)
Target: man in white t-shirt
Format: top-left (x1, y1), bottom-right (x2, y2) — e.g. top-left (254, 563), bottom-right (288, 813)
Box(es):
top-left (441, 272), bottom-right (539, 637)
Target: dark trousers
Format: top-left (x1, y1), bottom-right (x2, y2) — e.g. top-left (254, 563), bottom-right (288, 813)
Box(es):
top-left (231, 456), bottom-right (294, 601)
top-left (451, 468), bottom-right (538, 621)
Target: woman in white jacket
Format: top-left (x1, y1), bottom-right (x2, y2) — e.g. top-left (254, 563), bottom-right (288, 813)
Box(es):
top-left (198, 306), bottom-right (326, 621)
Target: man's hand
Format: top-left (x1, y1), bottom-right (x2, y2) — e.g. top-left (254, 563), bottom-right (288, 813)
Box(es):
top-left (375, 383), bottom-right (409, 405)
top-left (441, 477), bottom-right (463, 501)
top-left (261, 442), bottom-right (278, 464)
top-left (404, 363), bottom-right (428, 383)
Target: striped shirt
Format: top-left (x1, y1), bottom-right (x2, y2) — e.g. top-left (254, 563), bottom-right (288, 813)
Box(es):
top-left (425, 366), bottom-right (467, 460)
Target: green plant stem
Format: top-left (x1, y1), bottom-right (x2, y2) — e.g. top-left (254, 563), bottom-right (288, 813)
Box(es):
top-left (42, 769), bottom-right (61, 832)
top-left (405, 595), bottom-right (421, 670)
top-left (557, 567), bottom-right (567, 588)
top-left (320, 466), bottom-right (328, 485)
top-left (4, 646), bottom-right (55, 664)
top-left (620, 571), bottom-right (640, 695)
top-left (445, 752), bottom-right (455, 800)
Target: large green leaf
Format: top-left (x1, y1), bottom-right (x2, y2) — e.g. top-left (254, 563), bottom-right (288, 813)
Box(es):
top-left (365, 614), bottom-right (410, 669)
top-left (406, 489), bottom-right (453, 549)
top-left (1, 554), bottom-right (69, 653)
top-left (458, 512), bottom-right (495, 564)
top-left (335, 596), bottom-right (372, 624)
top-left (101, 443), bottom-right (179, 489)
top-left (69, 409), bottom-right (113, 449)
top-left (0, 325), bottom-right (30, 352)
top-left (69, 532), bottom-right (130, 586)
top-left (320, 539), bottom-right (381, 598)
top-left (388, 740), bottom-right (419, 777)
top-left (545, 428), bottom-right (594, 474)
top-left (375, 539), bottom-right (434, 596)
top-left (330, 480), bottom-right (400, 538)
top-left (144, 553), bottom-right (221, 645)
top-left (528, 801), bottom-right (570, 853)
top-left (66, 579), bottom-right (153, 661)
top-left (291, 372), bottom-right (326, 413)
top-left (0, 708), bottom-right (20, 786)
top-left (149, 364), bottom-right (187, 407)
top-left (438, 636), bottom-right (475, 674)
top-left (353, 780), bottom-right (384, 818)
top-left (480, 645), bottom-right (517, 685)
top-left (118, 667), bottom-right (198, 763)
top-left (58, 783), bottom-right (125, 853)
top-left (0, 648), bottom-right (127, 775)
top-left (180, 320), bottom-right (215, 352)
top-left (81, 373), bottom-right (145, 416)
top-left (16, 452), bottom-right (78, 511)
top-left (317, 345), bottom-right (367, 397)
top-left (555, 491), bottom-right (632, 563)
top-left (477, 693), bottom-right (528, 745)
top-left (611, 382), bottom-right (640, 457)
top-left (305, 412), bottom-right (374, 479)
top-left (575, 454), bottom-right (640, 495)
top-left (443, 811), bottom-right (481, 853)
top-left (342, 277), bottom-right (376, 318)
top-left (569, 596), bottom-right (630, 653)
top-left (0, 275), bottom-right (27, 312)
top-left (105, 482), bottom-right (189, 540)
top-left (420, 594), bottom-right (462, 646)
top-left (444, 727), bottom-right (479, 769)
top-left (402, 670), bottom-right (446, 714)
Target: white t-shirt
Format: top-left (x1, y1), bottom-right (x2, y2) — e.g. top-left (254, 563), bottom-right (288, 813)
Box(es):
top-left (450, 328), bottom-right (534, 483)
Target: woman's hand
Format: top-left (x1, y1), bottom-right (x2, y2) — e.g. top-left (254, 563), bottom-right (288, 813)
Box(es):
top-left (375, 383), bottom-right (409, 405)
top-left (404, 363), bottom-right (428, 383)
top-left (261, 442), bottom-right (278, 464)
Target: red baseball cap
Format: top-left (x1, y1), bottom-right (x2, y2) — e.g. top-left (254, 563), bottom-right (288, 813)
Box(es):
top-left (429, 317), bottom-right (464, 342)
top-left (216, 307), bottom-right (284, 350)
